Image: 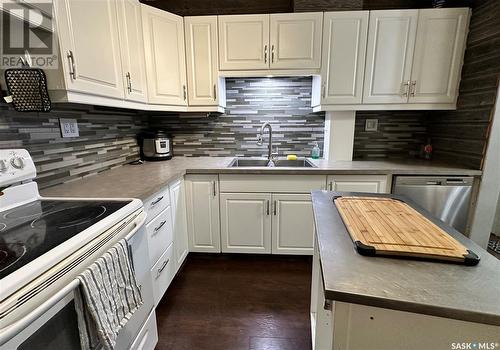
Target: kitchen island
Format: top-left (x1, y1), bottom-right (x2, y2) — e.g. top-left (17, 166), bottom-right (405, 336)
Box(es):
top-left (310, 190), bottom-right (500, 350)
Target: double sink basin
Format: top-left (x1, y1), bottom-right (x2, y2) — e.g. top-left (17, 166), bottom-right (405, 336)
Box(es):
top-left (228, 157), bottom-right (316, 168)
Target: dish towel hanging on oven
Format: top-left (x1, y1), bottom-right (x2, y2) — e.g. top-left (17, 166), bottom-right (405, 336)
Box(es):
top-left (74, 239), bottom-right (143, 350)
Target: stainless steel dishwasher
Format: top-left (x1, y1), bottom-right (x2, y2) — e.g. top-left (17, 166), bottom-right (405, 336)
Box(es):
top-left (393, 176), bottom-right (473, 233)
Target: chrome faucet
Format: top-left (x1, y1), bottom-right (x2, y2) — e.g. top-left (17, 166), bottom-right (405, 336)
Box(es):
top-left (257, 122), bottom-right (278, 161)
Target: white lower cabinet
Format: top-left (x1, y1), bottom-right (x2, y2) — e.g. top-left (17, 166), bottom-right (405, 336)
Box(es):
top-left (272, 194), bottom-right (315, 255)
top-left (151, 243), bottom-right (174, 306)
top-left (327, 175), bottom-right (390, 193)
top-left (146, 206), bottom-right (173, 266)
top-left (185, 175), bottom-right (221, 252)
top-left (170, 179), bottom-right (189, 269)
top-left (220, 193), bottom-right (272, 253)
top-left (144, 179), bottom-right (188, 307)
top-left (130, 310), bottom-right (158, 350)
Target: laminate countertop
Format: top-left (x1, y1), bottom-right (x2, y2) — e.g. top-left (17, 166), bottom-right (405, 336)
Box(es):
top-left (311, 190), bottom-right (500, 326)
top-left (41, 157), bottom-right (481, 201)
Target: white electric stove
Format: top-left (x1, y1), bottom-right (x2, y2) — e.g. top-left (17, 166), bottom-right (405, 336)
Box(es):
top-left (0, 149), bottom-right (154, 349)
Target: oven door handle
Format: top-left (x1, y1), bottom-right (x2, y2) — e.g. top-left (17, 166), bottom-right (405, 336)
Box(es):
top-left (0, 210), bottom-right (146, 346)
top-left (125, 211), bottom-right (147, 241)
top-left (0, 279), bottom-right (80, 346)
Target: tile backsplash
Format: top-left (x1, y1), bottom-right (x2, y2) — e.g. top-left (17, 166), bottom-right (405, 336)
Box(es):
top-left (353, 111), bottom-right (428, 160)
top-left (149, 77), bottom-right (326, 158)
top-left (0, 103), bottom-right (146, 188)
top-left (2, 76), bottom-right (458, 190)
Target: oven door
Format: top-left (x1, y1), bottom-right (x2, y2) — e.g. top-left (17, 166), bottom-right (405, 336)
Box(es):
top-left (6, 290), bottom-right (81, 349)
top-left (2, 222), bottom-right (154, 350)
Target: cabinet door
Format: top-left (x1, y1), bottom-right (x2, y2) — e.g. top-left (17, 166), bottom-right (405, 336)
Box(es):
top-left (409, 8), bottom-right (469, 104)
top-left (327, 175), bottom-right (389, 193)
top-left (170, 179), bottom-right (189, 270)
top-left (321, 11), bottom-right (368, 104)
top-left (272, 194), bottom-right (314, 255)
top-left (185, 175), bottom-right (220, 253)
top-left (269, 12), bottom-right (323, 69)
top-left (184, 16), bottom-right (219, 106)
top-left (220, 193), bottom-right (272, 254)
top-left (363, 10), bottom-right (418, 104)
top-left (56, 0), bottom-right (124, 99)
top-left (218, 14), bottom-right (270, 70)
top-left (117, 0), bottom-right (148, 103)
top-left (142, 4), bottom-right (187, 105)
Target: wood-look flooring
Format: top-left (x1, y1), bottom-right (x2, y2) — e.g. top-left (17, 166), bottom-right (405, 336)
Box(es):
top-left (155, 254), bottom-right (312, 350)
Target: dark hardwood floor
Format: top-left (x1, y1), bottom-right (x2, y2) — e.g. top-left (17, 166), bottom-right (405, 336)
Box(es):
top-left (155, 254), bottom-right (313, 350)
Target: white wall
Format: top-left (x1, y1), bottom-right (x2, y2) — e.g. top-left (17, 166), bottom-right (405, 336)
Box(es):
top-left (323, 111), bottom-right (356, 161)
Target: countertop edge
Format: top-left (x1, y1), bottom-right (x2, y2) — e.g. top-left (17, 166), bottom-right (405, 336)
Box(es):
top-left (323, 289), bottom-right (500, 327)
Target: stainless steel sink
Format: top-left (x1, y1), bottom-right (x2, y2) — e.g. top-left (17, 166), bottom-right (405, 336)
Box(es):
top-left (228, 158), bottom-right (316, 168)
top-left (228, 158), bottom-right (270, 167)
top-left (272, 159), bottom-right (315, 167)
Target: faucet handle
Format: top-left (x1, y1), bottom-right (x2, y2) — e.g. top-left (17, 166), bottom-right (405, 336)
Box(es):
top-left (257, 134), bottom-right (263, 145)
top-left (271, 146), bottom-right (279, 161)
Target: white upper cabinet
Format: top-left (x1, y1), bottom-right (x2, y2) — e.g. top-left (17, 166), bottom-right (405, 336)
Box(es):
top-left (269, 12), bottom-right (323, 69)
top-left (363, 10), bottom-right (419, 104)
top-left (117, 0), bottom-right (148, 103)
top-left (55, 0), bottom-right (125, 99)
top-left (184, 16), bottom-right (219, 106)
top-left (409, 8), bottom-right (469, 104)
top-left (218, 14), bottom-right (270, 70)
top-left (320, 11), bottom-right (369, 104)
top-left (142, 4), bottom-right (187, 105)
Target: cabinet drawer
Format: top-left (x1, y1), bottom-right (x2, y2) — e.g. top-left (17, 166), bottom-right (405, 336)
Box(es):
top-left (130, 310), bottom-right (158, 350)
top-left (144, 188), bottom-right (170, 223)
top-left (146, 206), bottom-right (173, 266)
top-left (151, 243), bottom-right (174, 306)
top-left (219, 174), bottom-right (327, 193)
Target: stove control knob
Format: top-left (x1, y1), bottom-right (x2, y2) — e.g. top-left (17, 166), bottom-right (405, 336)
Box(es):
top-left (0, 160), bottom-right (7, 173)
top-left (10, 157), bottom-right (24, 169)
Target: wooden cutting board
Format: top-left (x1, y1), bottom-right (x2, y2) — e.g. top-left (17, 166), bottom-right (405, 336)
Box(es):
top-left (334, 196), bottom-right (479, 265)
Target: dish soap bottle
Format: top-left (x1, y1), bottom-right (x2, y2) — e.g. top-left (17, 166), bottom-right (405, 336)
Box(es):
top-left (311, 142), bottom-right (320, 159)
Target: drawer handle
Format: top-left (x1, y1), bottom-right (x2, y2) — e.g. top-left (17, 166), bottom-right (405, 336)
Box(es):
top-left (67, 50), bottom-right (77, 80)
top-left (157, 259), bottom-right (169, 277)
top-left (153, 221), bottom-right (167, 234)
top-left (151, 196), bottom-right (164, 206)
top-left (273, 200), bottom-right (277, 216)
